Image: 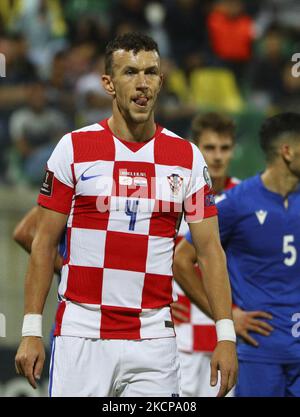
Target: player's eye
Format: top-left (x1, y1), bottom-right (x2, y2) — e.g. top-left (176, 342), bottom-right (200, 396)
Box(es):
top-left (125, 69), bottom-right (135, 75)
top-left (146, 68), bottom-right (158, 75)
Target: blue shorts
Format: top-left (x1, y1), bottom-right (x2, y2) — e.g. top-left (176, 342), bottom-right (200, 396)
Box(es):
top-left (236, 360), bottom-right (300, 397)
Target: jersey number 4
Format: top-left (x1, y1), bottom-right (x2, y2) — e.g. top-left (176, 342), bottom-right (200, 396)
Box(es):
top-left (283, 235), bottom-right (297, 267)
top-left (125, 200), bottom-right (139, 231)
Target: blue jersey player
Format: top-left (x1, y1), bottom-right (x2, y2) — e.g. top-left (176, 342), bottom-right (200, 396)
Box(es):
top-left (184, 112), bottom-right (300, 396)
top-left (216, 112), bottom-right (300, 396)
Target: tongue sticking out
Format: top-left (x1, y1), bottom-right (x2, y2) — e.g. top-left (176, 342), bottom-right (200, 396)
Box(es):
top-left (135, 97), bottom-right (148, 106)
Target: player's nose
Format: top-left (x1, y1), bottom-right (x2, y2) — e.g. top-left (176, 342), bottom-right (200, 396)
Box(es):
top-left (136, 72), bottom-right (148, 90)
top-left (213, 150), bottom-right (223, 161)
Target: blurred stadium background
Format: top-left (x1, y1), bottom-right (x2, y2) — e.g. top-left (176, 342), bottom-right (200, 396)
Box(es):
top-left (0, 0), bottom-right (300, 396)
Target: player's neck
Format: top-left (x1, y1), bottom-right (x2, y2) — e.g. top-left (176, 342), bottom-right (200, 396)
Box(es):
top-left (108, 110), bottom-right (156, 143)
top-left (212, 176), bottom-right (227, 194)
top-left (261, 166), bottom-right (299, 198)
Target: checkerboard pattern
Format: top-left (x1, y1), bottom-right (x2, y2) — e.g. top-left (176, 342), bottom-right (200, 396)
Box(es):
top-left (38, 120), bottom-right (217, 339)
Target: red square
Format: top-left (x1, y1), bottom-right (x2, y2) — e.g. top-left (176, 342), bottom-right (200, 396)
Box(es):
top-left (149, 200), bottom-right (182, 237)
top-left (100, 305), bottom-right (141, 339)
top-left (155, 134), bottom-right (193, 169)
top-left (64, 266), bottom-right (103, 304)
top-left (112, 161), bottom-right (156, 198)
top-left (72, 196), bottom-right (110, 230)
top-left (104, 231), bottom-right (148, 272)
top-left (72, 131), bottom-right (115, 163)
top-left (173, 294), bottom-right (191, 324)
top-left (193, 325), bottom-right (217, 352)
top-left (141, 273), bottom-right (173, 308)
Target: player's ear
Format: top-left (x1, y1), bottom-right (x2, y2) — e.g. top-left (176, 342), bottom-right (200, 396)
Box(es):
top-left (102, 74), bottom-right (116, 98)
top-left (280, 143), bottom-right (293, 162)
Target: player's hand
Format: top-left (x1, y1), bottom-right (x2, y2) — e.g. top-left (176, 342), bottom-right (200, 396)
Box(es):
top-left (15, 337), bottom-right (45, 389)
top-left (210, 341), bottom-right (238, 397)
top-left (170, 301), bottom-right (189, 324)
top-left (233, 307), bottom-right (273, 347)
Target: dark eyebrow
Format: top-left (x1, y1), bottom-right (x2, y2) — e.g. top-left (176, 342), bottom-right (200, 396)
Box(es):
top-left (123, 66), bottom-right (138, 72)
top-left (145, 66), bottom-right (159, 72)
top-left (122, 65), bottom-right (159, 73)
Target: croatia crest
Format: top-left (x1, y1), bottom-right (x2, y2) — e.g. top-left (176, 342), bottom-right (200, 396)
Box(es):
top-left (167, 174), bottom-right (183, 195)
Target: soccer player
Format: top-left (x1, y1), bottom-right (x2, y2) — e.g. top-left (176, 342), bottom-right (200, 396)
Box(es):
top-left (15, 32), bottom-right (238, 397)
top-left (173, 112), bottom-right (273, 397)
top-left (218, 112), bottom-right (300, 397)
top-left (177, 112), bottom-right (300, 397)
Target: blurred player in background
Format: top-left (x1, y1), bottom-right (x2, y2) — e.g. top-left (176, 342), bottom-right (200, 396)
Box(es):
top-left (13, 207), bottom-right (63, 274)
top-left (15, 32), bottom-right (237, 397)
top-left (176, 112), bottom-right (300, 397)
top-left (173, 112), bottom-right (273, 397)
top-left (217, 112), bottom-right (300, 397)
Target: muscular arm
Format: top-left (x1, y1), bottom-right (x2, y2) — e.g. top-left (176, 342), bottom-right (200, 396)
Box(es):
top-left (189, 216), bottom-right (233, 321)
top-left (173, 238), bottom-right (212, 319)
top-left (15, 207), bottom-right (67, 388)
top-left (13, 207), bottom-right (39, 253)
top-left (13, 206), bottom-right (63, 273)
top-left (189, 215), bottom-right (237, 397)
top-left (24, 207), bottom-right (67, 314)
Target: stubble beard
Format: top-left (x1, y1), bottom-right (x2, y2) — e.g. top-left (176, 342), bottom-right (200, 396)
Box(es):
top-left (117, 98), bottom-right (154, 125)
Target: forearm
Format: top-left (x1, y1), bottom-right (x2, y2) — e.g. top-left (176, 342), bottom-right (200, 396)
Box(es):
top-left (173, 262), bottom-right (213, 319)
top-left (54, 253), bottom-right (63, 274)
top-left (197, 245), bottom-right (233, 322)
top-left (24, 237), bottom-right (57, 314)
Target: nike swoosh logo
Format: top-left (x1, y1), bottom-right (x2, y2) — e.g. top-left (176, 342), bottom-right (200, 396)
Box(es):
top-left (81, 173), bottom-right (102, 181)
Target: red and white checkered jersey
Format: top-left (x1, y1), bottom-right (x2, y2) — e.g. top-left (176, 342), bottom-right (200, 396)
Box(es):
top-left (175, 177), bottom-right (240, 352)
top-left (38, 120), bottom-right (217, 340)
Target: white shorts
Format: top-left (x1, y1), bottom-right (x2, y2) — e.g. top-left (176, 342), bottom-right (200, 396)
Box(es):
top-left (49, 336), bottom-right (181, 397)
top-left (179, 350), bottom-right (235, 397)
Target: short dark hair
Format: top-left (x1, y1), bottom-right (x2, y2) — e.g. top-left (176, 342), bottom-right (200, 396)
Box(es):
top-left (190, 112), bottom-right (236, 144)
top-left (105, 32), bottom-right (160, 75)
top-left (260, 112), bottom-right (300, 162)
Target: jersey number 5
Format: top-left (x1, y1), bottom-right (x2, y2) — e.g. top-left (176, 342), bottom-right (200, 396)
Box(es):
top-left (283, 235), bottom-right (297, 267)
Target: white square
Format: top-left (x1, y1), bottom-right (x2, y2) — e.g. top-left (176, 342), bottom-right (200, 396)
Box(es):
top-left (107, 196), bottom-right (155, 235)
top-left (145, 236), bottom-right (174, 276)
top-left (101, 268), bottom-right (145, 308)
top-left (191, 304), bottom-right (214, 325)
top-left (114, 137), bottom-right (155, 163)
top-left (174, 323), bottom-right (193, 352)
top-left (61, 301), bottom-right (101, 338)
top-left (74, 160), bottom-right (115, 197)
top-left (139, 307), bottom-right (174, 339)
top-left (69, 228), bottom-right (106, 267)
top-left (154, 164), bottom-right (191, 203)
